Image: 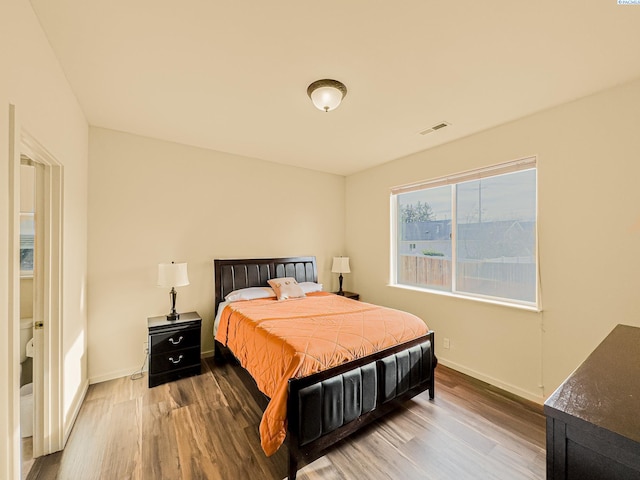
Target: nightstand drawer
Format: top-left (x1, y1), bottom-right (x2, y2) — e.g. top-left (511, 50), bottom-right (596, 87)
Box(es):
top-left (150, 345), bottom-right (200, 374)
top-left (150, 325), bottom-right (200, 354)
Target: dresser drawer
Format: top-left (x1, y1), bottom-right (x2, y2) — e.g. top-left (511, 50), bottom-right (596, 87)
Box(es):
top-left (149, 345), bottom-right (200, 374)
top-left (150, 325), bottom-right (200, 354)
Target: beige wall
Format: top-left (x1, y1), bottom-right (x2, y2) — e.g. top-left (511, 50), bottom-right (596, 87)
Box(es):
top-left (87, 127), bottom-right (345, 382)
top-left (345, 78), bottom-right (640, 402)
top-left (20, 278), bottom-right (33, 320)
top-left (20, 164), bottom-right (35, 212)
top-left (0, 0), bottom-right (89, 476)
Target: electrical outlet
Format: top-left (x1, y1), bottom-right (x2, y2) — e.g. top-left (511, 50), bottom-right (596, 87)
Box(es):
top-left (142, 341), bottom-right (149, 355)
top-left (443, 338), bottom-right (450, 349)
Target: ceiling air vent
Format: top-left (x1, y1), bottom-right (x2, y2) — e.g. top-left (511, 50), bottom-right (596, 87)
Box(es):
top-left (419, 121), bottom-right (450, 136)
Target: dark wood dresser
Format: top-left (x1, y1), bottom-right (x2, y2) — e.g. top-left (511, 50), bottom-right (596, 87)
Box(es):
top-left (544, 324), bottom-right (640, 479)
top-left (148, 311), bottom-right (202, 388)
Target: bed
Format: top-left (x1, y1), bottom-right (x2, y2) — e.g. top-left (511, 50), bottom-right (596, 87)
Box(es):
top-left (213, 256), bottom-right (436, 480)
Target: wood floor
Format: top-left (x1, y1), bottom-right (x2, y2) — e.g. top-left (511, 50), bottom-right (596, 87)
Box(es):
top-left (27, 358), bottom-right (545, 480)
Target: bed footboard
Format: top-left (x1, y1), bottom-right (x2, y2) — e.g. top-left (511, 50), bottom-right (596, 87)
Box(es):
top-left (286, 331), bottom-right (436, 480)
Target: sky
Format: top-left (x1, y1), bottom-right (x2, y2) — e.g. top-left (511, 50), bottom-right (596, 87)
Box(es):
top-left (397, 169), bottom-right (536, 224)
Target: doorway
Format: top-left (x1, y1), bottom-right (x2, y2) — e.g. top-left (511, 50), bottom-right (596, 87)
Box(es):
top-left (21, 132), bottom-right (64, 458)
top-left (8, 114), bottom-right (64, 479)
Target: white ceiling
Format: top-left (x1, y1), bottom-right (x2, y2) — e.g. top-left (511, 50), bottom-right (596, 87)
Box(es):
top-left (30, 1), bottom-right (640, 176)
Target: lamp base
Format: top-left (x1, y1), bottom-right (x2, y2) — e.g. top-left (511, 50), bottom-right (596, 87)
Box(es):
top-left (167, 287), bottom-right (180, 321)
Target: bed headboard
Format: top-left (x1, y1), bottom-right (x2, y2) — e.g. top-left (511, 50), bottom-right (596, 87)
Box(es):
top-left (214, 256), bottom-right (318, 311)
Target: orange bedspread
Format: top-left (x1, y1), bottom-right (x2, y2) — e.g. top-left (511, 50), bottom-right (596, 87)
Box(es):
top-left (214, 292), bottom-right (429, 456)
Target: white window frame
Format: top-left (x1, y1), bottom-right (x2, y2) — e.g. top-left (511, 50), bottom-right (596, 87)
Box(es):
top-left (390, 157), bottom-right (539, 311)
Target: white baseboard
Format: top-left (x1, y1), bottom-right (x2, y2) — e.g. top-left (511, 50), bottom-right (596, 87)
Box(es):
top-left (89, 365), bottom-right (147, 385)
top-left (89, 351), bottom-right (214, 385)
top-left (438, 358), bottom-right (544, 404)
top-left (63, 378), bottom-right (89, 446)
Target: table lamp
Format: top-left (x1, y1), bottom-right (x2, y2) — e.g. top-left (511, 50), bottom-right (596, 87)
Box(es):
top-left (157, 261), bottom-right (189, 321)
top-left (331, 256), bottom-right (350, 295)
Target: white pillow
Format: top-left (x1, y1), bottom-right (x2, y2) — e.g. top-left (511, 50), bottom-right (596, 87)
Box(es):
top-left (299, 282), bottom-right (323, 294)
top-left (224, 286), bottom-right (275, 302)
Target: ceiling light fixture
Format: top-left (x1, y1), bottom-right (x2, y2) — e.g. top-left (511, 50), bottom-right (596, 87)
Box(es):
top-left (307, 79), bottom-right (347, 112)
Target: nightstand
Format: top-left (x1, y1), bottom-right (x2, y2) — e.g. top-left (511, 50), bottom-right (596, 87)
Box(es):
top-left (147, 311), bottom-right (202, 388)
top-left (333, 291), bottom-right (359, 301)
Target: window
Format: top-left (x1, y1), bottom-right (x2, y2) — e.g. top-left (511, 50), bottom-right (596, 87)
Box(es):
top-left (391, 157), bottom-right (538, 308)
top-left (20, 212), bottom-right (35, 277)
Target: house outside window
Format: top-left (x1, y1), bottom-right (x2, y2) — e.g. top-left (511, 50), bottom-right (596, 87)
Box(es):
top-left (391, 157), bottom-right (538, 309)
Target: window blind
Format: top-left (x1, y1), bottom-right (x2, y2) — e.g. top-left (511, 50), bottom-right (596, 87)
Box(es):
top-left (390, 156), bottom-right (537, 196)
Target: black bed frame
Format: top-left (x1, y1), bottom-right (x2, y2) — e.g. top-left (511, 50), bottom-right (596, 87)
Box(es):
top-left (213, 256), bottom-right (436, 480)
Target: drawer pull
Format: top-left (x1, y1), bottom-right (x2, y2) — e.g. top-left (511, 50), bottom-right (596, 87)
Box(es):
top-left (169, 355), bottom-right (183, 364)
top-left (169, 336), bottom-right (184, 345)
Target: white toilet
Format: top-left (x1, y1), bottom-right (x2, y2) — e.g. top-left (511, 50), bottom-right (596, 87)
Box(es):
top-left (20, 318), bottom-right (34, 438)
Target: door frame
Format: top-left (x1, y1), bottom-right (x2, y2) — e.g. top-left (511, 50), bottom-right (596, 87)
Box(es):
top-left (21, 129), bottom-right (64, 458)
top-left (4, 105), bottom-right (64, 479)
top-left (3, 104), bottom-right (22, 480)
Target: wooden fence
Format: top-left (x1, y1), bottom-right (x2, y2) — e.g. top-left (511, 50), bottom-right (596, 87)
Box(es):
top-left (399, 255), bottom-right (451, 288)
top-left (398, 255), bottom-right (535, 302)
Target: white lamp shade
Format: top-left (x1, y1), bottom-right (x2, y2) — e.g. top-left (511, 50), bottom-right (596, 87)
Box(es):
top-left (310, 86), bottom-right (343, 112)
top-left (331, 257), bottom-right (351, 274)
top-left (157, 262), bottom-right (190, 288)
